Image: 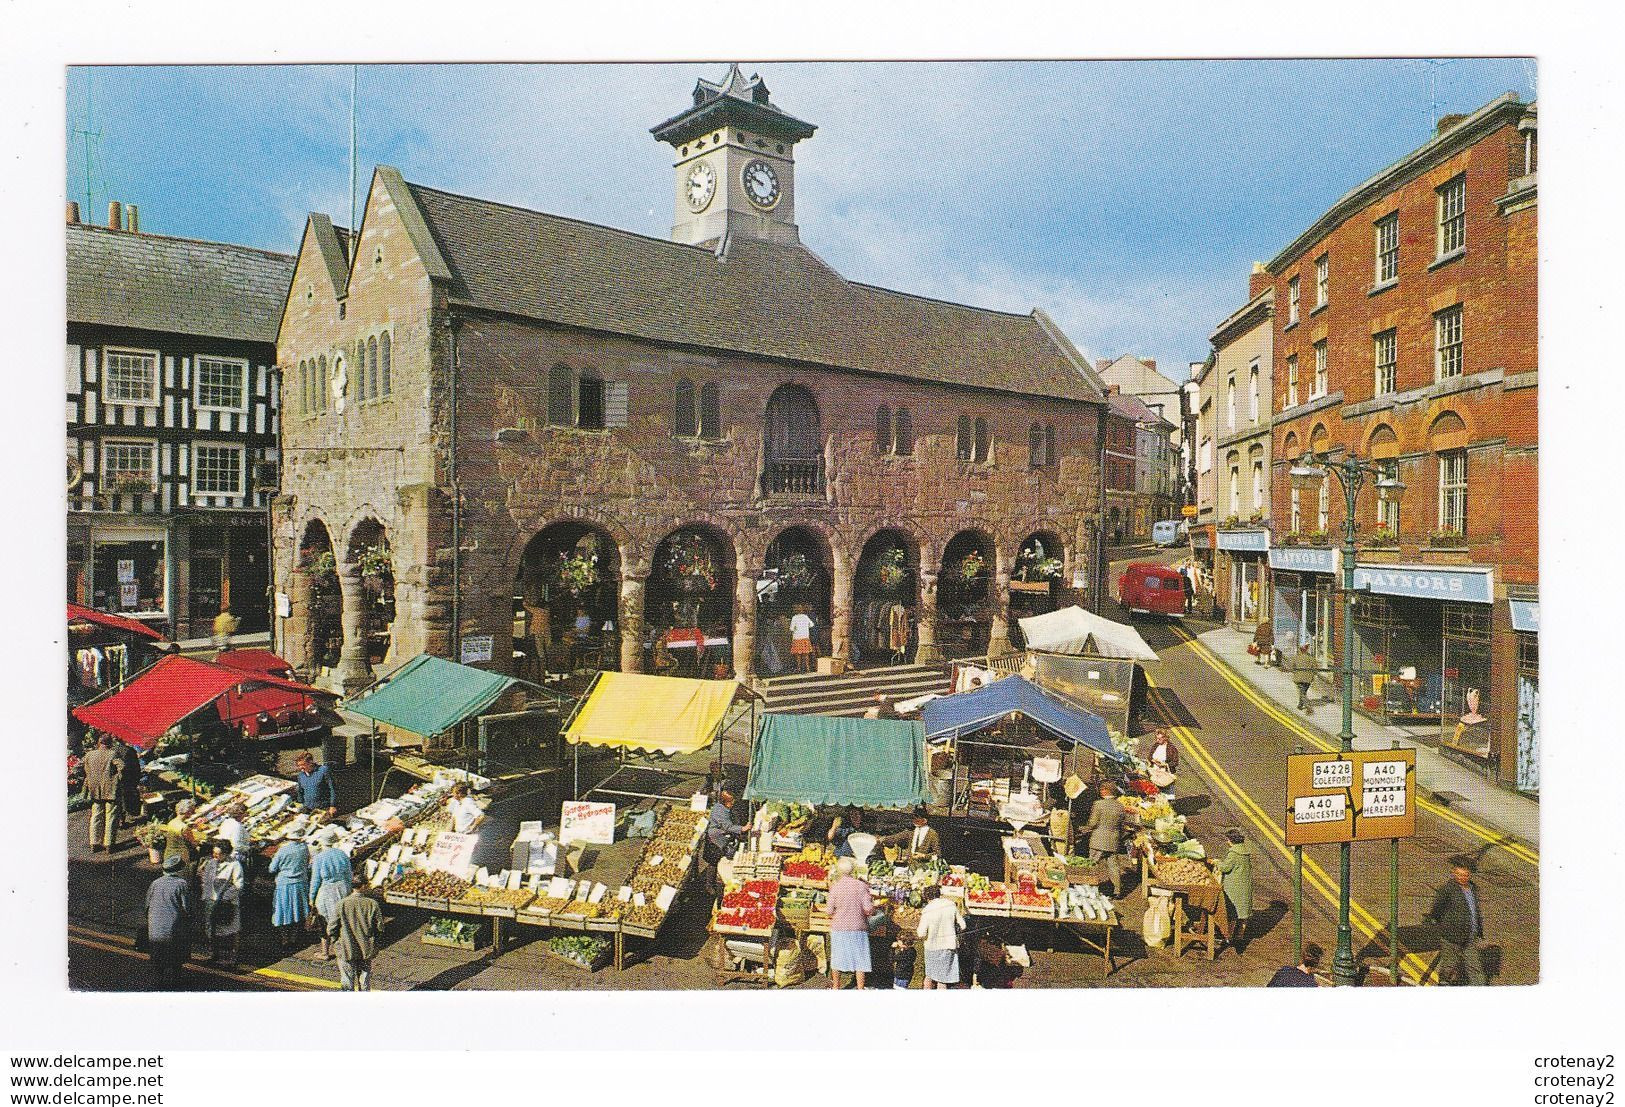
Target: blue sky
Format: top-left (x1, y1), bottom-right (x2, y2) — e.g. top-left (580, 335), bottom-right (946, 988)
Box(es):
top-left (66, 60), bottom-right (1534, 375)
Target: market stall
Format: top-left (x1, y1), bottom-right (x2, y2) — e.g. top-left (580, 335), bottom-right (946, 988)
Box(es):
top-left (561, 671), bottom-right (757, 804)
top-left (921, 674), bottom-right (1126, 835)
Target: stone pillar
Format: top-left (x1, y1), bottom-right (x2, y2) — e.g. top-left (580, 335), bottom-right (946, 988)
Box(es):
top-left (987, 546), bottom-right (1015, 659)
top-left (732, 569), bottom-right (758, 682)
top-left (287, 562), bottom-right (314, 673)
top-left (914, 569), bottom-right (942, 665)
top-left (334, 563), bottom-right (372, 694)
top-left (829, 552), bottom-right (853, 666)
top-left (619, 573), bottom-right (646, 674)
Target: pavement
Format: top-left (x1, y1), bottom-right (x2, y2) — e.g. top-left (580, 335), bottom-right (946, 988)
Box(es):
top-left (1196, 624), bottom-right (1539, 850)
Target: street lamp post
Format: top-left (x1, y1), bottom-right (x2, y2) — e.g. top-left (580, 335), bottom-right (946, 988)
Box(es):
top-left (1290, 452), bottom-right (1404, 987)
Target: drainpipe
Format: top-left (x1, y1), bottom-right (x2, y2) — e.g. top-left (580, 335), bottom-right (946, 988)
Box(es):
top-left (449, 314), bottom-right (461, 662)
top-left (1094, 401), bottom-right (1109, 613)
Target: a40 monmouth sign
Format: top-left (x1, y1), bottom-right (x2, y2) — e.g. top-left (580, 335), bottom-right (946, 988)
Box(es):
top-left (1353, 563), bottom-right (1494, 604)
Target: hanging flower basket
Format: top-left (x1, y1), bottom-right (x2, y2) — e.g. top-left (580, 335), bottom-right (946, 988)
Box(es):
top-left (556, 551), bottom-right (600, 594)
top-left (300, 549), bottom-right (337, 577)
top-left (957, 550), bottom-right (987, 582)
top-left (660, 532), bottom-right (718, 592)
top-left (776, 552), bottom-right (818, 590)
top-left (357, 544), bottom-right (393, 580)
top-left (875, 547), bottom-right (909, 592)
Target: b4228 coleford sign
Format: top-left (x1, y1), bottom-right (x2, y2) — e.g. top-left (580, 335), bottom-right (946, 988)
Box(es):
top-left (1352, 564), bottom-right (1494, 604)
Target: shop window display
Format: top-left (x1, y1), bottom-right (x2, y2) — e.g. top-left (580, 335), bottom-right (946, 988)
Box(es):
top-left (92, 539), bottom-right (166, 616)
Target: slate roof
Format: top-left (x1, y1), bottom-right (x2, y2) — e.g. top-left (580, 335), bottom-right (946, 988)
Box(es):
top-left (67, 223), bottom-right (296, 344)
top-left (403, 178), bottom-right (1102, 404)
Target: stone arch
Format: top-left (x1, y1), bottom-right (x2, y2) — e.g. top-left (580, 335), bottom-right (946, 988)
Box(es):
top-left (513, 519), bottom-right (624, 676)
top-left (851, 527), bottom-right (922, 668)
top-left (937, 527), bottom-right (997, 658)
top-left (1009, 528), bottom-right (1066, 648)
top-left (1309, 423), bottom-right (1331, 455)
top-left (1283, 431), bottom-right (1301, 458)
top-left (647, 523), bottom-right (739, 673)
top-left (344, 516), bottom-right (396, 668)
top-left (756, 524), bottom-right (835, 675)
top-left (762, 383), bottom-right (824, 495)
top-left (293, 517), bottom-right (341, 674)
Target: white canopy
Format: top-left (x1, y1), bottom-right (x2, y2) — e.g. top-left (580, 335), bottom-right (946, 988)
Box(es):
top-left (1018, 605), bottom-right (1158, 662)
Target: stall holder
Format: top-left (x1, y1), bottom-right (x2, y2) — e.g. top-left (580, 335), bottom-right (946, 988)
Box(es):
top-left (562, 671), bottom-right (759, 806)
top-left (921, 675), bottom-right (1128, 836)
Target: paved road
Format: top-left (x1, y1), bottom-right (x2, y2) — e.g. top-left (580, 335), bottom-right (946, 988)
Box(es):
top-left (1109, 549), bottom-right (1539, 985)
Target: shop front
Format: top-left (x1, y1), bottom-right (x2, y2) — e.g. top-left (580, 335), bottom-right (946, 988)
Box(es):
top-left (1215, 528), bottom-right (1270, 629)
top-left (1268, 546), bottom-right (1335, 671)
top-left (81, 523), bottom-right (172, 636)
top-left (1346, 563), bottom-right (1497, 763)
top-left (1187, 525), bottom-right (1216, 616)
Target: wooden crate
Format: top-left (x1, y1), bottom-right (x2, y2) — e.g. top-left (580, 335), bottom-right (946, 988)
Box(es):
top-left (543, 940), bottom-right (612, 973)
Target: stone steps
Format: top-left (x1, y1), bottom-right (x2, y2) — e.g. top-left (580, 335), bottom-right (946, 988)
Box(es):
top-left (759, 663), bottom-right (951, 717)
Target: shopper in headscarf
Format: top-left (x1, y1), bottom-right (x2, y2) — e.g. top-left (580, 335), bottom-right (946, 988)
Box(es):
top-left (145, 853), bottom-right (194, 989)
top-left (309, 846), bottom-right (354, 961)
top-left (1215, 827), bottom-right (1255, 953)
top-left (197, 839), bottom-right (244, 965)
top-left (268, 837), bottom-right (312, 951)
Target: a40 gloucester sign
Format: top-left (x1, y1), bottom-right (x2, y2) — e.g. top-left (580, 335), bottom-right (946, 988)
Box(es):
top-left (1284, 749), bottom-right (1416, 845)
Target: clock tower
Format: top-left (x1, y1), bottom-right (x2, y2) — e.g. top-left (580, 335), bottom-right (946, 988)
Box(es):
top-left (652, 65), bottom-right (816, 247)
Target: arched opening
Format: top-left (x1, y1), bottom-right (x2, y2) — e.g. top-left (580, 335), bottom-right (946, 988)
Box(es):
top-left (851, 529), bottom-right (920, 668)
top-left (346, 519), bottom-right (395, 668)
top-left (755, 526), bottom-right (832, 675)
top-left (937, 529), bottom-right (995, 659)
top-left (647, 524), bottom-right (737, 677)
top-left (763, 384), bottom-right (823, 495)
top-left (296, 520), bottom-right (341, 673)
top-left (513, 522), bottom-right (622, 678)
top-left (1010, 530), bottom-right (1065, 648)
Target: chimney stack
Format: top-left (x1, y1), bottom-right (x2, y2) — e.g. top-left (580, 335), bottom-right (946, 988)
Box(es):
top-left (1249, 261), bottom-right (1271, 299)
top-left (1142, 359), bottom-right (1157, 372)
top-left (107, 201), bottom-right (123, 230)
top-left (66, 201), bottom-right (80, 225)
top-left (126, 205), bottom-right (140, 233)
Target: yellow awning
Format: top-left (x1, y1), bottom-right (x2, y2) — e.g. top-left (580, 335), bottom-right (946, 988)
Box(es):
top-left (563, 672), bottom-right (745, 755)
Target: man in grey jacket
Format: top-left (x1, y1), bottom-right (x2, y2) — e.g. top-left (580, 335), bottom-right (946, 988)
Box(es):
top-left (1289, 643), bottom-right (1318, 712)
top-left (145, 854), bottom-right (194, 990)
top-left (334, 875), bottom-right (386, 991)
top-left (1078, 782), bottom-right (1129, 893)
top-left (82, 733), bottom-right (123, 852)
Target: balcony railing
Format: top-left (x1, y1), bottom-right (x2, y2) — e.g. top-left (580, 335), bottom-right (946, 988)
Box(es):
top-left (764, 457), bottom-right (825, 497)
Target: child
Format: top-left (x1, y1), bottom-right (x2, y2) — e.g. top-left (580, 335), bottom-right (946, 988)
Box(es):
top-left (892, 934), bottom-right (917, 990)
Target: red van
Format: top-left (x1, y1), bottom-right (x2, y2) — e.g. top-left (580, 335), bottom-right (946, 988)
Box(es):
top-left (1118, 562), bottom-right (1187, 618)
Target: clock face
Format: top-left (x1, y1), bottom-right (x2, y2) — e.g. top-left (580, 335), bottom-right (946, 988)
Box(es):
top-left (684, 161), bottom-right (716, 213)
top-left (741, 159), bottom-right (781, 209)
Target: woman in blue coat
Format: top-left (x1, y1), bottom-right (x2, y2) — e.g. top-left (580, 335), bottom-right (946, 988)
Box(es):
top-left (268, 839), bottom-right (312, 951)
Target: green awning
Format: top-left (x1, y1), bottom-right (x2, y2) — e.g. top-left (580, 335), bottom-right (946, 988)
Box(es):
top-left (745, 713), bottom-right (928, 810)
top-left (343, 654), bottom-right (519, 738)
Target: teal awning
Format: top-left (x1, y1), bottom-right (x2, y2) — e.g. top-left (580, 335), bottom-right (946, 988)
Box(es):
top-left (343, 654), bottom-right (520, 738)
top-left (745, 714), bottom-right (928, 810)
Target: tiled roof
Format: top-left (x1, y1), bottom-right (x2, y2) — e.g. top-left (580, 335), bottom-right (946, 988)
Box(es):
top-left (404, 179), bottom-right (1102, 404)
top-left (67, 223), bottom-right (295, 344)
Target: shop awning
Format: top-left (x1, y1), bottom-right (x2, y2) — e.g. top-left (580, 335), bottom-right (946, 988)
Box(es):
top-left (745, 714), bottom-right (928, 809)
top-left (563, 672), bottom-right (747, 755)
top-left (1508, 599), bottom-right (1539, 633)
top-left (922, 675), bottom-right (1122, 760)
top-left (71, 655), bottom-right (250, 749)
top-left (1018, 605), bottom-right (1158, 661)
top-left (343, 654), bottom-right (519, 738)
top-left (67, 602), bottom-right (165, 641)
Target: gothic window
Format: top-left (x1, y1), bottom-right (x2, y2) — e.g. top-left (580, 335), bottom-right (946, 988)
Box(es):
top-left (876, 405), bottom-right (893, 454)
top-left (674, 378), bottom-right (696, 437)
top-left (547, 365), bottom-right (573, 426)
top-left (893, 407), bottom-right (913, 456)
top-left (699, 382), bottom-right (721, 440)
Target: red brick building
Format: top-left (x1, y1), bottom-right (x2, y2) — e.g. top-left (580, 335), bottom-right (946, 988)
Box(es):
top-left (1267, 93), bottom-right (1537, 791)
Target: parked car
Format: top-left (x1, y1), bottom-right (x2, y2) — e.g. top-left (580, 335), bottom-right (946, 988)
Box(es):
top-left (1151, 519), bottom-right (1185, 547)
top-left (1118, 562), bottom-right (1187, 618)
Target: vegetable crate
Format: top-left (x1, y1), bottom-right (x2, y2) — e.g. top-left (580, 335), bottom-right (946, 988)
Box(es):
top-left (422, 918), bottom-right (487, 951)
top-left (544, 938), bottom-right (613, 973)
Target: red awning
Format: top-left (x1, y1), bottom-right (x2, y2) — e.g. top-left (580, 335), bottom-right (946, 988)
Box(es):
top-left (67, 602), bottom-right (165, 642)
top-left (72, 655), bottom-right (245, 749)
top-left (214, 649), bottom-right (292, 677)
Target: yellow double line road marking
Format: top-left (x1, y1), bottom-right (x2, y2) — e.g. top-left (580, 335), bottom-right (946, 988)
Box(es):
top-left (1142, 674), bottom-right (1433, 984)
top-left (68, 923), bottom-right (338, 989)
top-left (1168, 628), bottom-right (1538, 868)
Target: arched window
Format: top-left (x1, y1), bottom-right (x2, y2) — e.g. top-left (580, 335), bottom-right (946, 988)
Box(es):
top-left (318, 355), bottom-right (328, 412)
top-left (956, 415), bottom-right (973, 461)
top-left (764, 385), bottom-right (823, 494)
top-left (379, 332), bottom-right (391, 396)
top-left (973, 418), bottom-right (990, 464)
top-left (1028, 422), bottom-right (1044, 468)
top-left (876, 405), bottom-right (893, 455)
top-left (674, 378), bottom-right (696, 437)
top-left (547, 365), bottom-right (573, 426)
top-left (578, 373), bottom-right (606, 430)
top-left (893, 408), bottom-right (913, 456)
top-left (366, 336), bottom-right (378, 402)
top-left (1044, 425), bottom-right (1056, 468)
top-left (699, 382), bottom-right (721, 440)
top-left (298, 360), bottom-right (308, 414)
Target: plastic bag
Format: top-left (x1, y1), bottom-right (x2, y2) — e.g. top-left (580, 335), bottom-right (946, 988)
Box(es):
top-left (1142, 894), bottom-right (1173, 948)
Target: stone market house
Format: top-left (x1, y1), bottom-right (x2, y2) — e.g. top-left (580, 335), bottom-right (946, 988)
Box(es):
top-left (272, 67), bottom-right (1109, 692)
top-left (1266, 93), bottom-right (1537, 791)
top-left (67, 205), bottom-right (293, 642)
